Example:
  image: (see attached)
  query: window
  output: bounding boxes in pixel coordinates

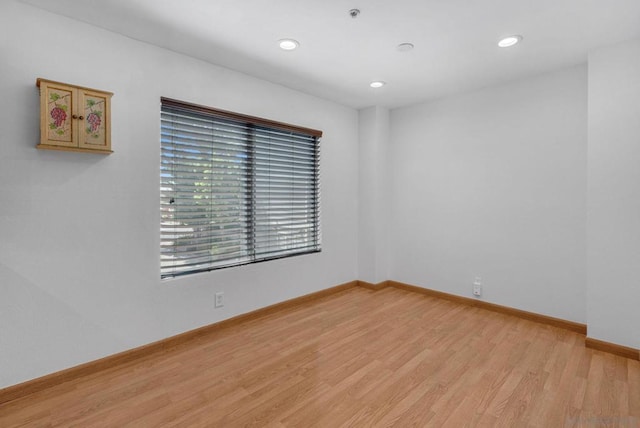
[160,98,322,278]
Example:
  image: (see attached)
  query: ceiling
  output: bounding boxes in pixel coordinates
[20,0,640,109]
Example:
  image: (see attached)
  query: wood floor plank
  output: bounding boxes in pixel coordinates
[1,286,638,427]
[630,361,640,418]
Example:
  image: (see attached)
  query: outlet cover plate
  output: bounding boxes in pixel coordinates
[215,292,224,308]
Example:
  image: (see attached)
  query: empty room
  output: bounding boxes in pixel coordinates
[1,0,639,426]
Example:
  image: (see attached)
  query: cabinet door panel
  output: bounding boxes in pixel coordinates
[78,89,110,151]
[40,82,77,147]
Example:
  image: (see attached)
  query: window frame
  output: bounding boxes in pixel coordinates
[160,97,322,279]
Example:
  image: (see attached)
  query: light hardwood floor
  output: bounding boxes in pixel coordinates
[1,286,639,427]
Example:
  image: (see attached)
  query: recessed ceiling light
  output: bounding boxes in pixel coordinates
[498,35,522,48]
[278,39,299,51]
[370,81,386,88]
[397,43,414,52]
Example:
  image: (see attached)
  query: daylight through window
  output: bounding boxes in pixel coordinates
[160,98,321,278]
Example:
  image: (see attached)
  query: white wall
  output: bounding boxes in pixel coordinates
[389,66,588,323]
[358,106,390,283]
[0,1,359,388]
[587,38,640,349]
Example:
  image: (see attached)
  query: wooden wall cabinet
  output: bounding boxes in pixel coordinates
[37,78,113,154]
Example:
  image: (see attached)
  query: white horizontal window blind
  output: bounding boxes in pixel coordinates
[160,98,321,278]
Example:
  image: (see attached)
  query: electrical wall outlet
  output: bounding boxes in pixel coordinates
[215,292,224,308]
[473,276,482,297]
